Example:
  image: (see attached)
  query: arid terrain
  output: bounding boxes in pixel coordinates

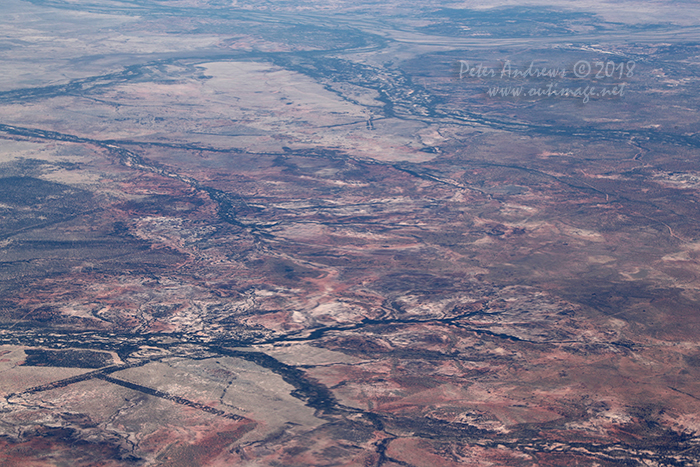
[1,0,700,465]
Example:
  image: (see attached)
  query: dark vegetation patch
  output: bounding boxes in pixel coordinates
[418,6,602,38]
[22,348,114,368]
[0,176,85,206]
